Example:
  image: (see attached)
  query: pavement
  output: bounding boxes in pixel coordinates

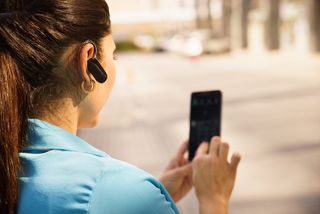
[79,51,320,214]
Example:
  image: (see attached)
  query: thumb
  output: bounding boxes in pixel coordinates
[196,142,210,156]
[231,153,241,174]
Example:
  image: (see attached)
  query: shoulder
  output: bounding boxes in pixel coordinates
[19,151,179,214]
[20,119,178,213]
[87,157,179,214]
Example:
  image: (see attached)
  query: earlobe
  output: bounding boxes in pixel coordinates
[81,79,96,94]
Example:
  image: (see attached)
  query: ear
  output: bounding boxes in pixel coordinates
[78,43,96,82]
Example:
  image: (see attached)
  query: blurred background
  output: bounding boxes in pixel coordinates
[79,0,320,213]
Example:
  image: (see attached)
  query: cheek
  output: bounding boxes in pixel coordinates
[88,61,115,116]
[78,56,116,128]
[103,56,116,83]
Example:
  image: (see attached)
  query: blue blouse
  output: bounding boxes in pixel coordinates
[18,119,179,214]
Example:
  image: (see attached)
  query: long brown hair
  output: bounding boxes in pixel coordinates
[0,0,111,213]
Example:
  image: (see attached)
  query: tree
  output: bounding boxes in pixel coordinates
[222,0,232,38]
[241,0,250,48]
[195,0,212,29]
[309,0,320,52]
[265,0,281,50]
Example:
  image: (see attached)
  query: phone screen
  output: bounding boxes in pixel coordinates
[188,90,222,161]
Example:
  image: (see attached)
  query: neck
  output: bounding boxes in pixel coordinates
[35,99,79,135]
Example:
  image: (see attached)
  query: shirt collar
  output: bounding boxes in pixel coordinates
[25,118,108,158]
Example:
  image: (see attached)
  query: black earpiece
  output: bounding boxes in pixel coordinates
[84,40,108,84]
[87,58,108,83]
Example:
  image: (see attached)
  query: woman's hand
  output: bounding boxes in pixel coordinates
[192,137,241,214]
[159,142,193,203]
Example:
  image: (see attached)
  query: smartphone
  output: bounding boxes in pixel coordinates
[188,90,222,161]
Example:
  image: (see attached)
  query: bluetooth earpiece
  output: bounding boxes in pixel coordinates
[84,40,108,84]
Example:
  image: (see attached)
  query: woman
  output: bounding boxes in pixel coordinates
[0,0,241,213]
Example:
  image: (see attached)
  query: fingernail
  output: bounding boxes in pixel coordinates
[234,152,241,158]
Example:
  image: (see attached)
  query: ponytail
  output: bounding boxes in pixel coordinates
[0,0,111,211]
[0,51,30,214]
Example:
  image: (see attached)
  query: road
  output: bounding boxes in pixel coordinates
[79,51,320,214]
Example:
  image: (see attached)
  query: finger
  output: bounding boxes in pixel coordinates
[179,157,189,167]
[231,152,241,174]
[195,142,209,156]
[209,136,221,157]
[219,142,230,161]
[176,164,192,176]
[176,141,188,158]
[177,156,187,167]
